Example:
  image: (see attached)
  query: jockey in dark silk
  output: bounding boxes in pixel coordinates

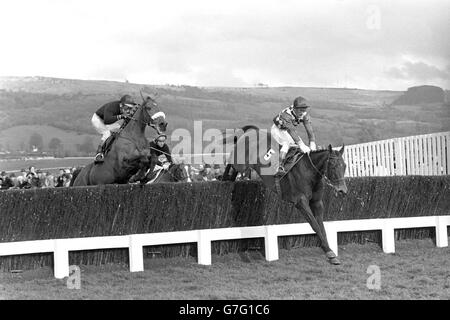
[92,94,137,163]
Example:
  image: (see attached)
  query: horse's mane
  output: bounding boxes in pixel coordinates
[310,148,329,154]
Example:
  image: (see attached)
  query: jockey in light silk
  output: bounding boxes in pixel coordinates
[271,96,317,174]
[91,94,137,163]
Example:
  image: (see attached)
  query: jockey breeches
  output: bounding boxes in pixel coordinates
[271,124,298,154]
[91,113,122,142]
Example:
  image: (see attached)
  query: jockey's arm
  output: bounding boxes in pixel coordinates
[302,113,317,149]
[285,125,301,144]
[286,123,311,153]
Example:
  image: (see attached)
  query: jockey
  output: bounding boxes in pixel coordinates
[92,94,137,163]
[271,96,317,174]
[148,134,173,172]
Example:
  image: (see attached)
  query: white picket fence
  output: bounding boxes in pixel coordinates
[0,215,448,279]
[343,131,450,177]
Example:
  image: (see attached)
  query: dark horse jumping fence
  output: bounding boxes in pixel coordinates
[71,94,168,186]
[222,126,347,264]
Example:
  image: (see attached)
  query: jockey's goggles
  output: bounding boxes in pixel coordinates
[293,103,309,109]
[123,103,136,108]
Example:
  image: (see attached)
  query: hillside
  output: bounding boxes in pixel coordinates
[0,76,449,156]
[393,85,445,105]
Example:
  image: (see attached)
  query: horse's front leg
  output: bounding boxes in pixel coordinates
[126,153,150,184]
[295,195,337,264]
[310,199,340,265]
[130,166,148,184]
[223,164,233,181]
[223,164,239,181]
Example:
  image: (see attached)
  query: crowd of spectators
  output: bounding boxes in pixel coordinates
[186,163,251,182]
[0,167,76,190]
[188,163,224,182]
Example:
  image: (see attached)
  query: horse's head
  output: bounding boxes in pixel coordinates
[139,92,168,134]
[326,144,347,196]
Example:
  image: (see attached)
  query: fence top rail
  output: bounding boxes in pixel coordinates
[0,216,448,257]
[344,131,450,149]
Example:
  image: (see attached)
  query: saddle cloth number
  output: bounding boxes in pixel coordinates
[264,148,275,161]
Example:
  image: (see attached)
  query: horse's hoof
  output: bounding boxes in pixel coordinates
[325,251,340,265]
[328,257,341,265]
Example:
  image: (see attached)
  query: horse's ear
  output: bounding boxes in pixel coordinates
[339,144,345,156]
[328,144,333,152]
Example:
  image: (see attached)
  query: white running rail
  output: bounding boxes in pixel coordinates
[0,215,448,279]
[342,131,450,177]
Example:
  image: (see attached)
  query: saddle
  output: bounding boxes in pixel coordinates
[274,146,305,195]
[101,132,119,157]
[283,147,304,173]
[100,116,132,157]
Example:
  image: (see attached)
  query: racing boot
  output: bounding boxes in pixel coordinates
[94,143,105,164]
[275,151,287,176]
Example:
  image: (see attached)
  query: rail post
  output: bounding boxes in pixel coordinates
[129,235,144,272]
[54,240,69,279]
[264,225,279,261]
[325,224,339,256]
[435,216,449,248]
[197,230,212,265]
[382,226,395,253]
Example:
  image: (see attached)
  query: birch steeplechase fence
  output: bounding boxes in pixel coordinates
[0,215,448,279]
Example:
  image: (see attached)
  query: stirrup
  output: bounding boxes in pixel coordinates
[94,153,104,163]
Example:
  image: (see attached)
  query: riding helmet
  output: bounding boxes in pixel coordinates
[120,94,136,105]
[293,96,310,109]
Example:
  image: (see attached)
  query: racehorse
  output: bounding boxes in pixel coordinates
[142,163,190,184]
[71,95,168,186]
[222,126,347,265]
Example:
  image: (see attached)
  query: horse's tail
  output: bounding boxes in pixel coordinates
[69,166,83,187]
[221,125,260,146]
[222,125,261,181]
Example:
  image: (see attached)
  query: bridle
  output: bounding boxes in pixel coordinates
[116,100,164,152]
[306,151,345,188]
[127,100,158,126]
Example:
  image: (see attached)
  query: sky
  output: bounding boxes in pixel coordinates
[0,0,449,90]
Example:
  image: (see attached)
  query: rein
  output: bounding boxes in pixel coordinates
[307,152,365,206]
[306,152,339,188]
[274,150,340,194]
[149,146,172,158]
[149,165,184,183]
[114,102,162,153]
